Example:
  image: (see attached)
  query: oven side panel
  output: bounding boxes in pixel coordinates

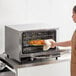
[5,26,21,62]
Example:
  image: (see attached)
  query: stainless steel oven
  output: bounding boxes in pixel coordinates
[5,24,60,62]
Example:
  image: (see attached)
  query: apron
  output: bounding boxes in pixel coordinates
[71,30,76,76]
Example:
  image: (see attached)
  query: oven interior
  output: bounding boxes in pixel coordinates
[22,29,56,54]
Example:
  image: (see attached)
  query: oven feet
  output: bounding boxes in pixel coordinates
[56,57,58,60]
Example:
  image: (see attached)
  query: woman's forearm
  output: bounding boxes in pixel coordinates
[55,40,71,47]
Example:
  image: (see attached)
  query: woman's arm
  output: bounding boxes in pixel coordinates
[55,40,71,47]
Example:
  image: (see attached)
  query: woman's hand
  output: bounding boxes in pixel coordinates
[50,40,56,48]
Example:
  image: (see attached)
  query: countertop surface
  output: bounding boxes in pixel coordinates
[5,53,71,69]
[0,49,70,69]
[0,49,71,76]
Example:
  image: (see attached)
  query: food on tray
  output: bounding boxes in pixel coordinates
[28,39,55,51]
[28,40,45,45]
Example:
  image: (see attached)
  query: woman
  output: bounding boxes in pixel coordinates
[51,5,76,76]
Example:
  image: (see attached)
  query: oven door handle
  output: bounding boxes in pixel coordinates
[31,55,51,60]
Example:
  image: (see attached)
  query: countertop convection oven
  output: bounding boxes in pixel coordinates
[5,24,60,63]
